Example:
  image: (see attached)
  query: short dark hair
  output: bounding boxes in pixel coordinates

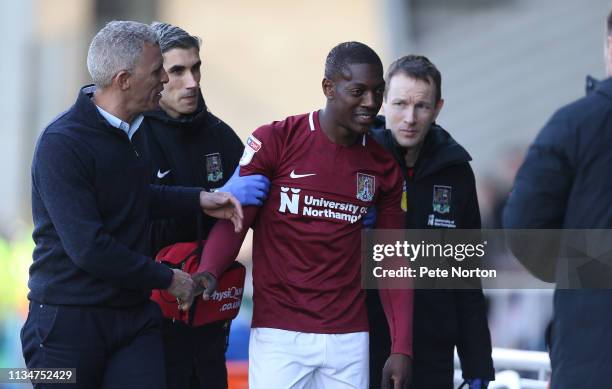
[324,41,383,80]
[608,9,612,35]
[150,22,201,53]
[385,55,442,103]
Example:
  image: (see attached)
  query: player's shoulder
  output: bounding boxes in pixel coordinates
[242,112,311,159]
[255,112,310,132]
[362,134,403,190]
[250,112,313,144]
[365,133,399,166]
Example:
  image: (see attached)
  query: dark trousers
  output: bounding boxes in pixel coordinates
[21,300,166,389]
[162,319,229,389]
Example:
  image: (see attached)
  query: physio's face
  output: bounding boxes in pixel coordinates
[383,73,443,151]
[327,63,385,135]
[128,43,169,112]
[159,47,202,118]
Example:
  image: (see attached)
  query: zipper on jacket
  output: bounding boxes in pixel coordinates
[106,124,141,159]
[131,143,139,158]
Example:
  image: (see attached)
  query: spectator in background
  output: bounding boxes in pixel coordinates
[503,9,612,389]
[367,55,494,389]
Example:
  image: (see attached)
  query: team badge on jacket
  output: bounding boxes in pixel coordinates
[356,173,375,202]
[206,153,223,183]
[432,185,451,214]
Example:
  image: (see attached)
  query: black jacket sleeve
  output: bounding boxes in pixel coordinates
[503,110,575,281]
[454,164,495,380]
[149,184,202,220]
[455,289,495,380]
[458,165,481,230]
[503,110,574,229]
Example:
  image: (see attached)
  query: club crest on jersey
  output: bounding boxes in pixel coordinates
[205,153,223,182]
[239,134,262,166]
[356,173,375,202]
[432,185,452,214]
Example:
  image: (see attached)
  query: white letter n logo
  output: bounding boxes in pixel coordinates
[279,187,301,214]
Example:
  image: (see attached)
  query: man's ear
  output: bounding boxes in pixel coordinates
[433,98,445,121]
[322,78,335,100]
[114,70,131,91]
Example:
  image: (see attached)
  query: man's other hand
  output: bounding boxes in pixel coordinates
[192,271,218,301]
[167,269,196,311]
[381,353,412,389]
[219,167,270,206]
[199,191,243,233]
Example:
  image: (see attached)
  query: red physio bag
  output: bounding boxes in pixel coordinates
[150,240,246,326]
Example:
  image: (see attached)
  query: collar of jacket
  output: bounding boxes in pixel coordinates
[593,75,612,101]
[371,115,472,180]
[74,85,128,137]
[143,91,216,129]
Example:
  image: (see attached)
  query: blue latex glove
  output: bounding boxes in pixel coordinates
[363,206,377,229]
[218,167,270,206]
[466,378,489,389]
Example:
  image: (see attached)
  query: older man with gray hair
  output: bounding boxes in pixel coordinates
[21,20,243,389]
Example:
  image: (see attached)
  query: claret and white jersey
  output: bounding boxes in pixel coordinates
[239,110,405,334]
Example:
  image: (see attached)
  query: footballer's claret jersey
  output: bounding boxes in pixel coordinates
[240,111,404,334]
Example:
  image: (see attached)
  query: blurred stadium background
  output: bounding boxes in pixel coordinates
[1,0,610,387]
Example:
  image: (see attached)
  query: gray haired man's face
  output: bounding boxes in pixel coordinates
[126,43,169,113]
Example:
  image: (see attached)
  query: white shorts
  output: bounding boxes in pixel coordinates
[248,328,369,389]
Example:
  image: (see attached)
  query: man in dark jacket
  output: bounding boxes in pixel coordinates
[367,55,494,389]
[144,23,269,389]
[503,10,612,389]
[21,21,243,389]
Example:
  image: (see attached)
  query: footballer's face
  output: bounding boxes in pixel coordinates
[159,47,201,118]
[325,63,385,135]
[383,73,443,151]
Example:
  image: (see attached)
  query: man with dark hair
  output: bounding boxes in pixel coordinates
[503,10,612,389]
[366,54,494,389]
[324,41,383,80]
[192,41,413,389]
[143,22,270,389]
[21,21,243,389]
